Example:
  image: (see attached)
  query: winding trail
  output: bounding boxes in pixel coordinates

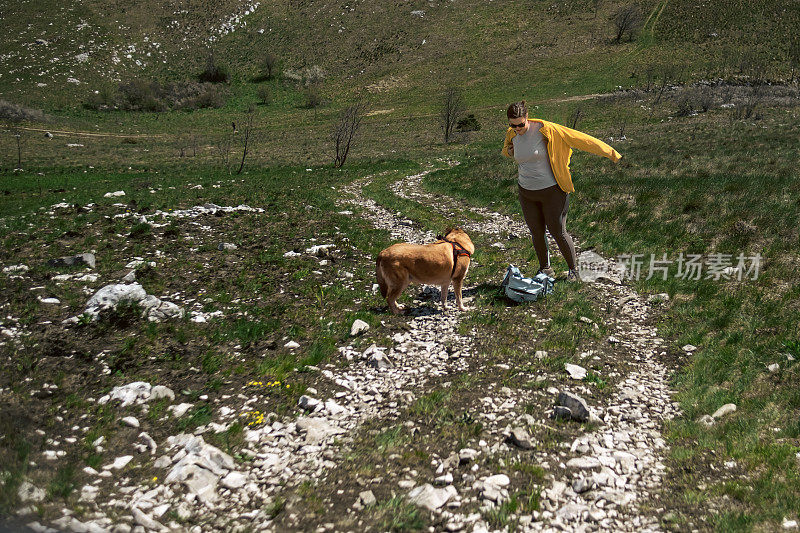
[336,164,681,532]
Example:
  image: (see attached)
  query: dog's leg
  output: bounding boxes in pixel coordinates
[375,257,388,298]
[439,282,450,309]
[453,278,468,311]
[387,278,410,315]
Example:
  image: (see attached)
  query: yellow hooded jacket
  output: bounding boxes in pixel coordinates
[502,119,622,193]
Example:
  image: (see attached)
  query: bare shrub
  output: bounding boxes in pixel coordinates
[257,85,272,105]
[304,86,323,110]
[199,51,230,83]
[236,105,256,175]
[440,87,465,143]
[10,127,23,169]
[85,82,227,112]
[184,85,227,110]
[730,85,764,121]
[0,100,45,122]
[694,86,714,112]
[163,82,227,110]
[118,80,167,112]
[332,99,367,168]
[217,130,233,170]
[673,86,714,117]
[216,108,257,174]
[674,94,694,117]
[611,4,643,43]
[262,53,279,80]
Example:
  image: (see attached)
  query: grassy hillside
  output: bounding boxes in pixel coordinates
[2,0,797,171]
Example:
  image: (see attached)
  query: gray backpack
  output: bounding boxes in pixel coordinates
[501,265,555,303]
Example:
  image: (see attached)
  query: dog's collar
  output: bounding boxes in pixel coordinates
[442,238,471,276]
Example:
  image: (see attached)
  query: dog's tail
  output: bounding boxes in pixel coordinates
[375,254,388,298]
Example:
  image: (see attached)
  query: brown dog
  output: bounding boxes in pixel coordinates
[376,227,475,314]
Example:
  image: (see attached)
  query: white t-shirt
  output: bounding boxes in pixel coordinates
[513,122,558,191]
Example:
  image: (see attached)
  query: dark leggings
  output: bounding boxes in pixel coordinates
[518,184,577,271]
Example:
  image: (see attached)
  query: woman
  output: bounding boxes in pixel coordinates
[502,100,622,281]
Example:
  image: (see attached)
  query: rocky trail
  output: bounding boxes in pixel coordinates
[10,164,680,533]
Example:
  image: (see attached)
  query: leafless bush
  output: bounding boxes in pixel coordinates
[163,82,227,110]
[789,30,800,83]
[648,64,688,116]
[611,4,643,43]
[236,105,256,175]
[85,82,227,112]
[674,94,694,117]
[440,87,465,143]
[730,85,764,121]
[304,86,323,110]
[216,108,255,175]
[257,85,272,105]
[118,80,167,112]
[10,127,23,169]
[199,51,230,83]
[262,53,279,80]
[674,86,714,117]
[176,135,200,158]
[217,131,233,171]
[694,86,714,112]
[332,99,367,168]
[0,100,45,123]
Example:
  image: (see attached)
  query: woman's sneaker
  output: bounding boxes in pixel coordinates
[557,269,582,282]
[537,267,555,277]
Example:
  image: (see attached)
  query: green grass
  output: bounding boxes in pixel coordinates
[176,404,213,432]
[47,463,77,500]
[1,3,799,529]
[374,425,409,452]
[422,97,800,529]
[374,496,427,532]
[0,429,31,513]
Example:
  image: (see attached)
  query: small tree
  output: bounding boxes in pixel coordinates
[611,4,643,43]
[440,87,465,143]
[11,127,23,170]
[332,99,367,168]
[257,85,272,105]
[236,105,256,175]
[304,86,323,117]
[262,52,279,80]
[199,50,230,83]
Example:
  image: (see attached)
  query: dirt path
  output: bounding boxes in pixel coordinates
[331,163,681,531]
